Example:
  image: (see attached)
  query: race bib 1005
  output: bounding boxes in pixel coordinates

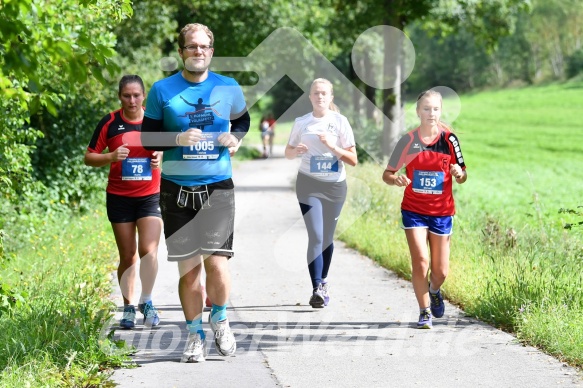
[182,132,220,160]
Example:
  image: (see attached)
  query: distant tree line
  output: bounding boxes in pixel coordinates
[406,0,583,94]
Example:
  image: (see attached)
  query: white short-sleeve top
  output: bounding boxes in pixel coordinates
[288,111,356,182]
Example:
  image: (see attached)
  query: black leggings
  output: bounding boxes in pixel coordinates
[296,173,347,289]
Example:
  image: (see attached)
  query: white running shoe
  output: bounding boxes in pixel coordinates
[181,333,208,363]
[309,284,325,308]
[209,316,237,356]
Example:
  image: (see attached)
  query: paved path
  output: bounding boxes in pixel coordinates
[111,145,582,387]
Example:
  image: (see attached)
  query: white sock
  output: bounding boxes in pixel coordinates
[429,284,439,294]
[139,294,152,304]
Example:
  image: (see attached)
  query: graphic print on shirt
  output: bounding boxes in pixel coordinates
[178,96,222,160]
[325,122,336,134]
[178,96,222,129]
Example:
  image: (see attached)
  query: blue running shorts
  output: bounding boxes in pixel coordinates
[401,210,453,236]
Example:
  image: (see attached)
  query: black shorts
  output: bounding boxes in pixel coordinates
[106,192,162,223]
[160,178,235,261]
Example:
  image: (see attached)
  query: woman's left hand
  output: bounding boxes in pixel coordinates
[318,134,335,149]
[449,163,463,179]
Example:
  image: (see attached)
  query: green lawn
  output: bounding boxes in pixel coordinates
[455,82,583,229]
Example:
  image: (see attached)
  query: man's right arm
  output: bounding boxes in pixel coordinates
[141,116,179,151]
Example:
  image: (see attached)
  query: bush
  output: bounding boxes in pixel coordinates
[566,49,583,79]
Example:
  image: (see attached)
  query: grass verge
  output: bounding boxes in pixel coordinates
[0,206,133,387]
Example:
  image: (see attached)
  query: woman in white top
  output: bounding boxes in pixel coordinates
[285,78,358,308]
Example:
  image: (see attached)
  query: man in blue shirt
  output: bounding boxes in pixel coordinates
[142,23,250,363]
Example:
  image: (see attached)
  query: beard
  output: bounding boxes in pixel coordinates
[183,57,211,74]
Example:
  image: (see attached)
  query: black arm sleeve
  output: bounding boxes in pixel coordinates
[230,110,250,141]
[141,116,179,151]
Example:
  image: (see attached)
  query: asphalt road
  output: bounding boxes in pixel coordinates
[111,146,583,388]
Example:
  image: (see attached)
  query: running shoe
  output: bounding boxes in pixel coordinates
[417,309,433,329]
[429,289,445,318]
[208,316,237,356]
[138,301,160,327]
[120,305,136,329]
[321,283,330,306]
[309,284,325,308]
[181,332,208,363]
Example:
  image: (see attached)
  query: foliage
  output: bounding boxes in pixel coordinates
[232,145,263,161]
[405,23,493,93]
[0,4,176,382]
[429,0,531,49]
[167,0,344,116]
[27,1,177,216]
[0,0,133,203]
[111,0,177,89]
[524,0,583,80]
[0,281,27,319]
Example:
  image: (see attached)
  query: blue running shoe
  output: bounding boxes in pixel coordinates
[120,305,136,329]
[417,309,432,329]
[138,301,160,327]
[429,289,445,318]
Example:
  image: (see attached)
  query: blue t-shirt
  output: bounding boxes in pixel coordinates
[145,71,247,186]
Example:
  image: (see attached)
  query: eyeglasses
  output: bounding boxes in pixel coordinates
[182,45,213,53]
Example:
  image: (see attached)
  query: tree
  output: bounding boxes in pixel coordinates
[0,0,133,205]
[0,0,133,261]
[523,0,583,80]
[330,0,530,156]
[165,0,342,116]
[26,1,178,215]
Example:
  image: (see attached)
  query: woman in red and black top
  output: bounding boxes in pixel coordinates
[85,75,162,329]
[382,90,467,329]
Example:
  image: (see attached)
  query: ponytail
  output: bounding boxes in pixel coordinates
[329,101,339,113]
[438,122,453,132]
